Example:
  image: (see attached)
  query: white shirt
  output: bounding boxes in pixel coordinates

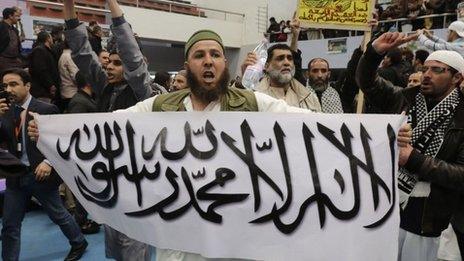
[121,92,313,113]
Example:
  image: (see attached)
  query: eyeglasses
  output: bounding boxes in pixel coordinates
[420,66,450,74]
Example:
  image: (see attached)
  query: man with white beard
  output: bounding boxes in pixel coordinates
[252,43,320,111]
[240,14,320,111]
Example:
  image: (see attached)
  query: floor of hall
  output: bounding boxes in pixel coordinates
[0,210,157,260]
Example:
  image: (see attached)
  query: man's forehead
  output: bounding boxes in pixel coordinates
[109,54,121,60]
[189,40,223,54]
[310,59,329,69]
[3,73,21,82]
[272,49,292,57]
[175,74,186,80]
[424,60,448,67]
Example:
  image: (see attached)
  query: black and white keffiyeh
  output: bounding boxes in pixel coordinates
[307,84,343,113]
[398,88,460,206]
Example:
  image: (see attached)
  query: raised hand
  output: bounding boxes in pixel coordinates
[107,0,124,18]
[290,12,301,36]
[289,11,301,52]
[241,52,258,76]
[423,29,433,38]
[63,0,77,20]
[372,32,416,54]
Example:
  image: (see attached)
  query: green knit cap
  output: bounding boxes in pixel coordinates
[184,29,225,59]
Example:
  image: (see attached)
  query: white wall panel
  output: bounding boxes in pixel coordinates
[121,6,244,48]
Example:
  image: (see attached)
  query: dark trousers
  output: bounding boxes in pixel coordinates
[74,198,88,226]
[1,173,85,261]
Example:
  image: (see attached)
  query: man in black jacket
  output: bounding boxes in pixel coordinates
[66,71,100,234]
[0,68,87,261]
[67,71,97,113]
[0,8,22,72]
[29,31,60,104]
[356,31,464,261]
[378,48,408,88]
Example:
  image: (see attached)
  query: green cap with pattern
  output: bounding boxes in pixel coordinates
[184,30,224,59]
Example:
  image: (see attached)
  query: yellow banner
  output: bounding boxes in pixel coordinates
[297,0,374,31]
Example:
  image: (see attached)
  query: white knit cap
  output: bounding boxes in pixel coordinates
[449,20,464,38]
[425,50,464,73]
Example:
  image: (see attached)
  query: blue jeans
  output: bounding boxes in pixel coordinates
[1,173,85,261]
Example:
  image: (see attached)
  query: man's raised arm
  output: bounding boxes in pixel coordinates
[63,0,108,96]
[107,0,153,101]
[355,32,415,113]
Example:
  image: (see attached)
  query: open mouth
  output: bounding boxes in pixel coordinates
[107,72,114,80]
[281,68,291,74]
[202,71,215,82]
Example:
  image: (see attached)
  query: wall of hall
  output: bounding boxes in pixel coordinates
[267,0,298,22]
[192,0,268,45]
[120,6,244,48]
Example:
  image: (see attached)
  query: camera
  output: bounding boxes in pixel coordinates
[0,90,12,106]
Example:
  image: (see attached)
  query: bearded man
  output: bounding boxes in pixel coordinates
[357,31,464,261]
[407,71,423,89]
[29,28,318,261]
[306,57,348,113]
[240,17,321,112]
[170,69,188,91]
[241,44,320,111]
[100,29,319,261]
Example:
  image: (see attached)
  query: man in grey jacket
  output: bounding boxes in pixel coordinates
[62,0,153,259]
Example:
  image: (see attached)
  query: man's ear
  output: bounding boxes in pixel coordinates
[264,62,269,72]
[453,72,463,86]
[184,62,188,70]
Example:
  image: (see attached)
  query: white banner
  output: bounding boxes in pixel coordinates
[37,112,404,261]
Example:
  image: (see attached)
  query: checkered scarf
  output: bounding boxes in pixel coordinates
[307,84,343,113]
[398,88,460,206]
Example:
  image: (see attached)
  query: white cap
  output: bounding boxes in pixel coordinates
[448,20,464,38]
[425,50,464,73]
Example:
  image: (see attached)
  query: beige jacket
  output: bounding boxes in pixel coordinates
[255,76,321,112]
[58,49,79,99]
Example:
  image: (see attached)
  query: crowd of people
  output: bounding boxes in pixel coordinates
[268,0,463,42]
[0,0,464,260]
[380,0,460,21]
